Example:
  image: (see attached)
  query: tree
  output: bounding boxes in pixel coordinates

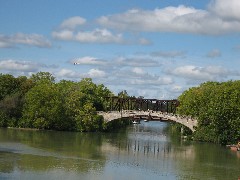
[20,81,64,129]
[0,74,19,100]
[177,81,240,144]
[30,72,55,84]
[118,90,129,98]
[0,72,113,132]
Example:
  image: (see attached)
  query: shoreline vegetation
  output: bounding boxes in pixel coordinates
[0,72,239,145]
[177,81,240,145]
[0,72,114,132]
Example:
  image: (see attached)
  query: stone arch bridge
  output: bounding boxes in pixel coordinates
[98,97,197,132]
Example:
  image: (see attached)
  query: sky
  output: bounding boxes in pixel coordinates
[1,0,240,99]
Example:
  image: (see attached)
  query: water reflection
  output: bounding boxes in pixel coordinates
[0,128,106,176]
[0,121,239,180]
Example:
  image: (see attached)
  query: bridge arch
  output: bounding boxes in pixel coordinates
[98,110,197,132]
[100,97,197,131]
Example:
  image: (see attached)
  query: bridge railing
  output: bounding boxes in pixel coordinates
[103,96,179,113]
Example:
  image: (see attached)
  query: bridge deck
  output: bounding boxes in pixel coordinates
[97,111,197,132]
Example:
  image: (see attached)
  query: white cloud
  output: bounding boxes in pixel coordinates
[60,16,86,30]
[57,69,80,78]
[0,41,12,48]
[209,0,240,20]
[138,38,152,45]
[52,30,73,41]
[71,56,106,65]
[0,59,40,72]
[169,85,183,93]
[56,68,106,79]
[53,16,151,45]
[53,28,124,44]
[112,67,173,86]
[137,76,174,86]
[0,33,51,48]
[115,57,160,67]
[132,67,145,75]
[75,28,123,43]
[71,56,161,68]
[151,50,186,58]
[169,65,233,81]
[97,3,240,35]
[206,49,221,58]
[85,69,106,78]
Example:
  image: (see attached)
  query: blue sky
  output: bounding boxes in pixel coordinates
[1,0,240,99]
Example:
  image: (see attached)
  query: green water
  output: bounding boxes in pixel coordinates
[0,121,239,180]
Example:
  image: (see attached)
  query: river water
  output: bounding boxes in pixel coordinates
[0,121,239,180]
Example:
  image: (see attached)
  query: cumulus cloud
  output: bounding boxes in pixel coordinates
[52,30,73,41]
[132,67,145,75]
[56,68,106,79]
[85,69,106,78]
[206,49,221,58]
[97,2,240,35]
[169,85,183,93]
[208,0,240,20]
[70,56,161,69]
[138,38,152,45]
[0,59,42,72]
[53,28,124,44]
[115,57,160,67]
[53,16,151,45]
[53,16,126,44]
[130,76,173,86]
[111,67,173,87]
[0,41,12,48]
[0,33,51,48]
[60,16,86,30]
[151,50,186,58]
[75,29,123,43]
[169,65,236,82]
[71,56,106,65]
[57,68,80,78]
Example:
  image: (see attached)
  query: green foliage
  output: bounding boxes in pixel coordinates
[0,110,8,127]
[178,81,240,145]
[0,74,20,100]
[21,81,65,130]
[118,90,129,98]
[0,72,114,132]
[30,72,55,84]
[20,78,108,131]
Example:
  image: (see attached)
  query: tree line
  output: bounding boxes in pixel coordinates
[1,72,239,144]
[0,72,113,132]
[177,81,240,145]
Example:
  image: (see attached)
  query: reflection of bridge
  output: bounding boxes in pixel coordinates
[98,111,197,131]
[99,97,197,131]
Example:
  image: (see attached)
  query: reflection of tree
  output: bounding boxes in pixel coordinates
[0,128,106,173]
[165,125,240,179]
[172,142,240,179]
[0,152,17,173]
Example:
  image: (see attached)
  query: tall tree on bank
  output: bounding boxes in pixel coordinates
[177,81,240,145]
[20,75,112,131]
[0,74,34,127]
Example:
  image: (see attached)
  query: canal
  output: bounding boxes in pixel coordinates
[0,121,239,180]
